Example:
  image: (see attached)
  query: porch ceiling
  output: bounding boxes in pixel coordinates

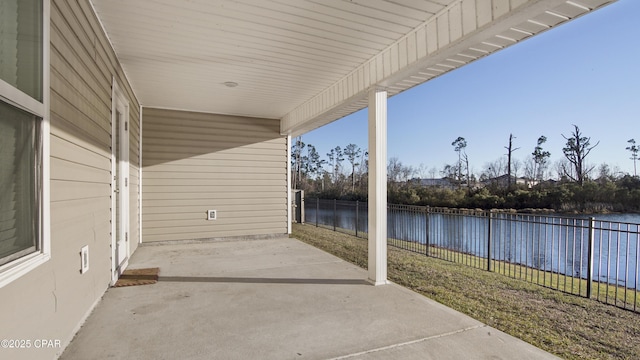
[89,0,615,136]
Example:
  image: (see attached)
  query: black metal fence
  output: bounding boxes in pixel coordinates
[304,198,640,312]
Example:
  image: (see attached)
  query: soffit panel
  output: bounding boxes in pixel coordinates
[281,0,617,136]
[89,0,615,132]
[90,0,455,119]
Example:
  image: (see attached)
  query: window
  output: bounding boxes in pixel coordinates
[0,103,40,266]
[0,0,43,101]
[0,0,49,287]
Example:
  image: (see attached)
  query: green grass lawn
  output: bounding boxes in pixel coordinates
[293,223,640,360]
[388,236,640,311]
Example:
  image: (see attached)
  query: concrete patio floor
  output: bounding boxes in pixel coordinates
[60,236,558,360]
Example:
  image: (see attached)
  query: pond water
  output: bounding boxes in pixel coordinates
[305,201,640,289]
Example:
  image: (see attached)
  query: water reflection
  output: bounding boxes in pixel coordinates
[305,200,640,289]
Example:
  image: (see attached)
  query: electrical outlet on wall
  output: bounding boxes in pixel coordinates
[80,246,89,274]
[207,210,217,220]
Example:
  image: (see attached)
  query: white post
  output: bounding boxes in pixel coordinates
[286,135,292,234]
[368,87,388,285]
[139,105,143,244]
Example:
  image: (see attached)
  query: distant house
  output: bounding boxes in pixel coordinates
[412,178,456,189]
[481,175,529,188]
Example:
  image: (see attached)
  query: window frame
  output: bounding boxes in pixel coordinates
[0,0,50,288]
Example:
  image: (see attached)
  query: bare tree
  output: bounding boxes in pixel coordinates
[482,158,506,179]
[612,164,623,179]
[387,157,414,193]
[387,157,402,184]
[555,159,572,181]
[504,134,520,189]
[417,163,429,179]
[480,158,507,189]
[428,167,438,179]
[512,159,522,181]
[627,139,639,177]
[523,157,536,185]
[561,125,599,186]
[440,163,455,178]
[598,163,612,182]
[402,165,415,182]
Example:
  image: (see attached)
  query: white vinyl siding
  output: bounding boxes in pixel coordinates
[50,0,141,257]
[142,108,287,242]
[0,1,140,358]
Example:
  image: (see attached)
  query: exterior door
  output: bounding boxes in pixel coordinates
[112,82,129,282]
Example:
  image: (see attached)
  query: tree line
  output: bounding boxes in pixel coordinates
[291,140,369,200]
[292,125,640,212]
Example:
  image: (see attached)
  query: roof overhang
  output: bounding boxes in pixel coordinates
[89,0,616,137]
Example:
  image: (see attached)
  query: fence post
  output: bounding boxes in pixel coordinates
[487,210,492,272]
[425,206,430,257]
[315,198,319,227]
[333,199,337,232]
[355,201,359,237]
[586,217,595,299]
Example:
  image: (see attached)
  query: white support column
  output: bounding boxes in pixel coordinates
[368,87,388,285]
[139,105,143,244]
[286,135,292,234]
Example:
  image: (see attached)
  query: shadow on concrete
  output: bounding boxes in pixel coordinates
[158,276,370,285]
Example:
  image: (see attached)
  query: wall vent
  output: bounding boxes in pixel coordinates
[80,246,89,274]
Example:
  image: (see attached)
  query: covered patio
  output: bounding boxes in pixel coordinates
[60,236,557,359]
[90,0,617,285]
[0,1,618,359]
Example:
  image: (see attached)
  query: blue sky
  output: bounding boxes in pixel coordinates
[298,0,640,179]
